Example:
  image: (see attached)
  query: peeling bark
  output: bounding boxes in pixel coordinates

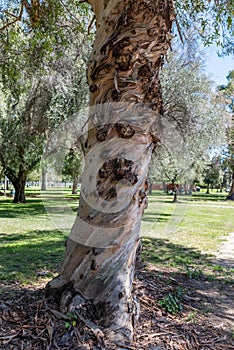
[47,0,175,343]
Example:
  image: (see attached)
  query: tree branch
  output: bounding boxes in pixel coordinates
[0,0,26,31]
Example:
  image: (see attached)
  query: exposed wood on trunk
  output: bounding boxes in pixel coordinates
[47,0,175,343]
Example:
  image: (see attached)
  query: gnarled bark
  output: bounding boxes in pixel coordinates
[47,0,175,343]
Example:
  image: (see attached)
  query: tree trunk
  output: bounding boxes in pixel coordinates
[41,167,47,191]
[206,182,210,194]
[172,176,178,203]
[12,179,26,203]
[5,168,27,203]
[4,176,7,196]
[72,176,78,194]
[46,0,175,343]
[173,190,178,203]
[11,175,27,203]
[226,171,234,200]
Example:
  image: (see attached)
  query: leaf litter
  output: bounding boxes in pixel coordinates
[0,263,233,350]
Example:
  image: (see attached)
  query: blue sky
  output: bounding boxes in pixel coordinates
[204,46,234,86]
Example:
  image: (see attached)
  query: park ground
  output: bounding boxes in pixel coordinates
[0,189,233,349]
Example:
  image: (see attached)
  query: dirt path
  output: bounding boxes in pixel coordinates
[214,232,234,268]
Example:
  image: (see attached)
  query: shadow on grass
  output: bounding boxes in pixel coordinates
[142,212,172,223]
[0,198,46,218]
[142,237,234,276]
[0,230,66,284]
[141,236,210,267]
[140,237,234,332]
[190,192,228,202]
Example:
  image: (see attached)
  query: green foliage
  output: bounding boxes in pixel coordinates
[218,71,234,171]
[185,266,203,280]
[0,1,92,199]
[203,158,222,189]
[65,312,78,328]
[62,148,83,182]
[159,288,183,314]
[175,0,234,55]
[150,48,228,186]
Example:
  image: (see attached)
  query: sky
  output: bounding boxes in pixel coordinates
[204,46,234,87]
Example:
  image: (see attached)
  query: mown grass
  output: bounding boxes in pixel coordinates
[142,190,234,252]
[0,187,233,285]
[0,188,76,284]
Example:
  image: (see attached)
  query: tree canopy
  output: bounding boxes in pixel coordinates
[149,48,228,190]
[0,0,92,202]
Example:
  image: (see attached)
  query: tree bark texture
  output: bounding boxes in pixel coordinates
[12,178,26,203]
[4,167,27,203]
[47,0,175,343]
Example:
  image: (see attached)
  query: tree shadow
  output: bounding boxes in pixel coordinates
[136,266,234,348]
[142,212,172,223]
[141,236,210,267]
[141,236,234,272]
[0,230,66,283]
[190,192,229,202]
[0,198,46,218]
[140,237,234,329]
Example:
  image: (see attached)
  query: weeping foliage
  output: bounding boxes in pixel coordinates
[174,0,234,55]
[0,0,93,201]
[149,49,229,185]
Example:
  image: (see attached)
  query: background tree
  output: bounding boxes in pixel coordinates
[149,48,228,201]
[203,158,220,193]
[0,2,91,202]
[218,71,234,199]
[62,147,83,194]
[0,78,53,202]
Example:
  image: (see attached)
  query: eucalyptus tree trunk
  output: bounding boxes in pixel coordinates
[47,0,175,343]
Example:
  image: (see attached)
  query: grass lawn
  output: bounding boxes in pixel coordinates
[142,190,234,252]
[0,187,233,285]
[0,188,77,284]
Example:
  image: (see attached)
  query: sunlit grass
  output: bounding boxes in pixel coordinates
[0,187,233,285]
[142,190,234,252]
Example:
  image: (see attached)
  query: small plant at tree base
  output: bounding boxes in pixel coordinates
[212,265,224,272]
[65,312,78,329]
[186,311,198,322]
[185,266,203,280]
[159,289,183,314]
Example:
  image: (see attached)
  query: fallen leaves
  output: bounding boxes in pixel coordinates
[0,265,233,350]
